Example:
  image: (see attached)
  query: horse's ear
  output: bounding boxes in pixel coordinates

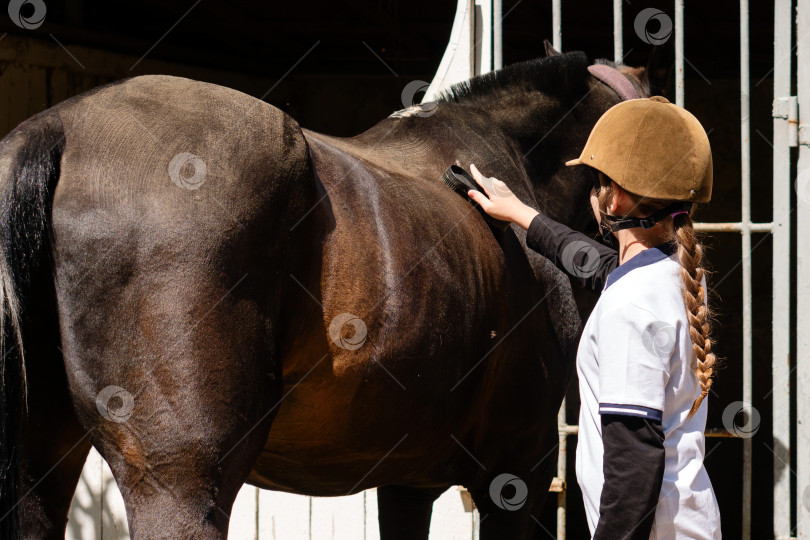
[645,43,675,97]
[543,39,561,57]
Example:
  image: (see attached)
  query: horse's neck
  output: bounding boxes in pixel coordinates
[344,104,541,201]
[304,93,588,226]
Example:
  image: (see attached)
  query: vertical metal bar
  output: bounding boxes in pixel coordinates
[557,401,567,540]
[551,5,565,536]
[552,0,561,52]
[739,1,753,539]
[613,0,623,63]
[796,0,810,536]
[493,0,502,70]
[772,0,793,537]
[552,5,564,534]
[675,0,685,106]
[468,0,475,76]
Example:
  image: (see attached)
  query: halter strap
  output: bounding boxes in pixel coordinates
[587,64,640,101]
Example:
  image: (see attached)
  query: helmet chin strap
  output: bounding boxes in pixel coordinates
[599,202,692,246]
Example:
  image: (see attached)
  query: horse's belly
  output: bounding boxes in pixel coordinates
[245,355,471,495]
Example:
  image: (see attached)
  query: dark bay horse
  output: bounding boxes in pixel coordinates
[0,50,649,538]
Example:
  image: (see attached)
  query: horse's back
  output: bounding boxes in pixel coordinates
[50,74,313,217]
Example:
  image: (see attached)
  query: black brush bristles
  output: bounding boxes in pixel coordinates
[441,165,511,231]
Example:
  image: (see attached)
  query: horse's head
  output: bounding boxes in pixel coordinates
[435,46,662,236]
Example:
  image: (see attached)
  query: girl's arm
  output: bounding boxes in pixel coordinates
[525,211,618,293]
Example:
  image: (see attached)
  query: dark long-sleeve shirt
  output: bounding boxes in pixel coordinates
[526,212,618,293]
[524,211,666,538]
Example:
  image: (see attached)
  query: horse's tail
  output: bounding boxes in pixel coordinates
[0,112,65,536]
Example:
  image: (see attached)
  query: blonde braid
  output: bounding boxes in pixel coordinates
[673,213,716,418]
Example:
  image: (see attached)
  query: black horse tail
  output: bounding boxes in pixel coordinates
[0,112,64,537]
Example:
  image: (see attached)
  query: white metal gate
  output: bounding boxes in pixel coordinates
[545,1,806,539]
[794,0,810,538]
[546,1,798,539]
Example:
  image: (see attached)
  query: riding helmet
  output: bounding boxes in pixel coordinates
[565,96,712,203]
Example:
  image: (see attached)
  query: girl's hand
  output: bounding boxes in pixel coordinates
[467,163,539,231]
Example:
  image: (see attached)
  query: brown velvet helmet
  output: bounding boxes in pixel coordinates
[565,96,713,203]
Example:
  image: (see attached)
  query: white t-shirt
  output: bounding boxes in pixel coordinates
[575,243,722,539]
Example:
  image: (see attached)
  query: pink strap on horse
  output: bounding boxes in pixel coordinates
[587,64,640,101]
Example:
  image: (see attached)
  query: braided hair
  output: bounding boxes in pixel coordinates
[673,213,715,417]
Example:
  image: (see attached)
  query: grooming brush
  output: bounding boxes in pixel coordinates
[441,165,511,231]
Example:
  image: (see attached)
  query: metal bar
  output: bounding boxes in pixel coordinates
[739,1,753,538]
[693,222,773,233]
[796,0,810,536]
[613,0,623,63]
[468,0,475,76]
[552,0,561,52]
[552,3,563,534]
[557,399,567,540]
[675,0,685,106]
[493,0,502,70]
[706,428,745,438]
[772,0,793,537]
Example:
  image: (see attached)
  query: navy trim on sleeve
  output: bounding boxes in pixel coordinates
[598,403,663,423]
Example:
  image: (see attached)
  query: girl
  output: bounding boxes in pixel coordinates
[467,96,721,539]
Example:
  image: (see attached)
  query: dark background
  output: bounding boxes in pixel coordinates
[0,0,787,538]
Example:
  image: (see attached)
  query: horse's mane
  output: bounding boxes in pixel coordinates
[437,51,591,104]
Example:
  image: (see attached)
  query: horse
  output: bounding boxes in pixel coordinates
[0,48,653,539]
